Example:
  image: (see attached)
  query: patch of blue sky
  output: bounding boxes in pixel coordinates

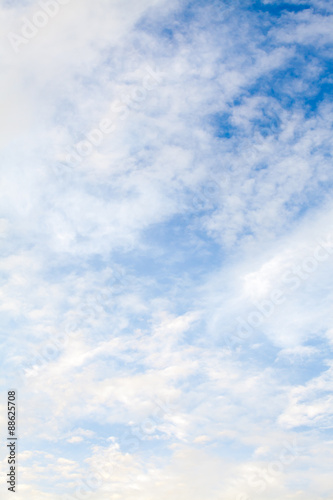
[43,260,129,299]
[19,435,94,468]
[180,318,213,346]
[249,57,316,90]
[290,421,331,432]
[209,106,282,139]
[179,0,238,16]
[180,369,209,390]
[113,219,222,285]
[64,420,130,446]
[291,426,327,437]
[305,80,333,113]
[252,162,269,172]
[218,325,270,353]
[156,0,314,46]
[275,353,331,387]
[60,419,173,457]
[160,27,175,43]
[209,112,240,139]
[136,0,239,46]
[238,340,280,366]
[282,186,333,225]
[250,1,312,16]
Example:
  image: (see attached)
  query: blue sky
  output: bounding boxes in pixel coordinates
[1,0,333,499]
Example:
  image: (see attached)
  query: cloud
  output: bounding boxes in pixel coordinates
[1,0,333,499]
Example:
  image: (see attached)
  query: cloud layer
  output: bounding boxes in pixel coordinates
[1,0,333,498]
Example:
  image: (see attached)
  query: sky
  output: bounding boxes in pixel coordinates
[0,0,333,498]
